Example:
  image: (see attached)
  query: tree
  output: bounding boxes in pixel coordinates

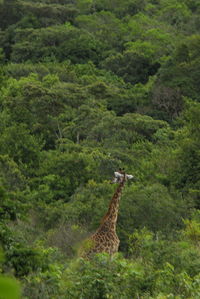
[75,11,128,50]
[0,0,22,29]
[0,123,43,173]
[103,51,160,85]
[151,84,183,121]
[157,35,200,102]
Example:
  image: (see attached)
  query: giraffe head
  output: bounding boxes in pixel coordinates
[112,169,134,184]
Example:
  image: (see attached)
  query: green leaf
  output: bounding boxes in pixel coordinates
[0,276,21,299]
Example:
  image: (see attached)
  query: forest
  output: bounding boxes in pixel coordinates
[0,0,200,298]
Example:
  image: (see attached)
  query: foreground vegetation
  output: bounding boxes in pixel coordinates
[0,0,200,298]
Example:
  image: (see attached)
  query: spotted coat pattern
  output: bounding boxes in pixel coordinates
[82,173,126,258]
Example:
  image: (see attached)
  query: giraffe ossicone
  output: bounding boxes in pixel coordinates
[80,170,133,258]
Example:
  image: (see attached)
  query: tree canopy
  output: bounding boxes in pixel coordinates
[1,0,200,298]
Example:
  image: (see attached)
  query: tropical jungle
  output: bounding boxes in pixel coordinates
[0,0,200,298]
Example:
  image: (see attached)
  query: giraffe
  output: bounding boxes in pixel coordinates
[81,170,133,258]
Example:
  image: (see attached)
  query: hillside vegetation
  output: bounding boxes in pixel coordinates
[0,0,200,298]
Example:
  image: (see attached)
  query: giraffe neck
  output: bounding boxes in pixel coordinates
[99,180,125,232]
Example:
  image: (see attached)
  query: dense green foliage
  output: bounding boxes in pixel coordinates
[0,0,200,298]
